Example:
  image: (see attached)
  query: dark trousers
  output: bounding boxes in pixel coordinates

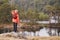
[13,22,17,32]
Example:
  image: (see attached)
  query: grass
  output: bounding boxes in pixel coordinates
[0,36,59,40]
[27,36,59,40]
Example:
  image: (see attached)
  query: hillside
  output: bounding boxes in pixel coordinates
[9,0,60,11]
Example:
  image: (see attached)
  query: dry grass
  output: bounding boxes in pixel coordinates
[0,37,25,40]
[27,36,59,40]
[0,36,59,40]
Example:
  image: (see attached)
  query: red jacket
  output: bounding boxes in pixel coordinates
[11,10,19,23]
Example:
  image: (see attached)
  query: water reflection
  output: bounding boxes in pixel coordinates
[39,27,50,36]
[19,27,50,36]
[20,27,58,36]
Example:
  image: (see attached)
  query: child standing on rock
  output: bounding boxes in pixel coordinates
[11,9,20,32]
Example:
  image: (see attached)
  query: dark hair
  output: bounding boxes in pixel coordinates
[11,7,17,10]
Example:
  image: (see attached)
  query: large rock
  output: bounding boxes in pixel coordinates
[0,32,27,39]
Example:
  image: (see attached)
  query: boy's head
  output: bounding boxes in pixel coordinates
[15,9,18,13]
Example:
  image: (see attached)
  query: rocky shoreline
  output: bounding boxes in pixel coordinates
[0,32,59,40]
